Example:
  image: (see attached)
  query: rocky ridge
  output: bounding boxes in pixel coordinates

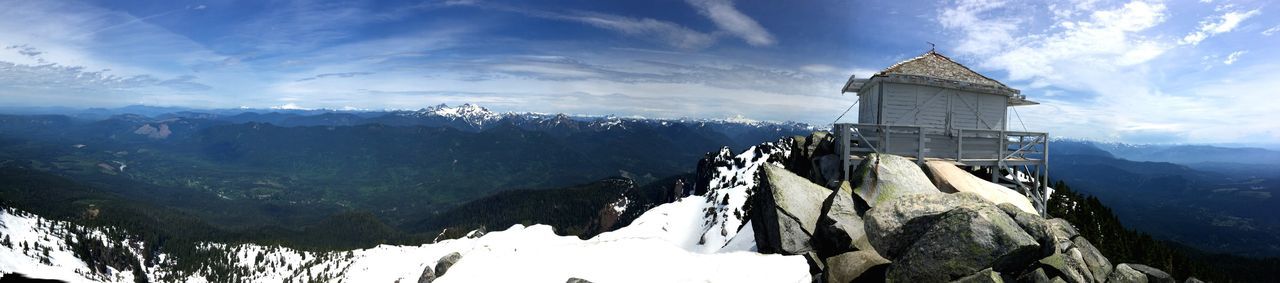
[739,131,1199,282]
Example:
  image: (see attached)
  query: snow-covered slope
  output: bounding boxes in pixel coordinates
[0,139,807,282]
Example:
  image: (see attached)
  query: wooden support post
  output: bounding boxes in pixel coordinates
[956,129,964,161]
[883,125,891,155]
[917,127,925,165]
[994,131,1005,183]
[840,124,852,181]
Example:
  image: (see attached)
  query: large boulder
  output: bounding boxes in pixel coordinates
[787,132,836,184]
[864,192,991,258]
[864,192,1041,282]
[925,160,1037,214]
[1039,250,1092,283]
[814,181,870,258]
[1042,218,1111,283]
[823,250,890,283]
[997,203,1055,258]
[955,268,1005,283]
[1073,237,1113,282]
[434,252,462,278]
[814,154,844,188]
[1106,264,1148,283]
[750,164,832,255]
[1017,268,1053,283]
[850,154,939,208]
[1126,264,1174,283]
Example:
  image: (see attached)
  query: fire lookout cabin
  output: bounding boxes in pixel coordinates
[834,50,1050,213]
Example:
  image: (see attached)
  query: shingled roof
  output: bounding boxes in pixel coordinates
[876,51,1010,89]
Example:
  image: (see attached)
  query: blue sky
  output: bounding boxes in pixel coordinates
[0,0,1277,144]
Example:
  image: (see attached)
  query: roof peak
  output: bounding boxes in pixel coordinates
[876,50,1009,89]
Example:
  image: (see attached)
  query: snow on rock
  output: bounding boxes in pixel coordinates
[0,144,811,282]
[693,139,792,252]
[405,103,503,128]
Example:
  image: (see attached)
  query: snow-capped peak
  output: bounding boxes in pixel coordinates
[409,103,503,127]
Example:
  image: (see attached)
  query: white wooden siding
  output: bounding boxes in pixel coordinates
[863,82,1009,131]
[858,83,879,124]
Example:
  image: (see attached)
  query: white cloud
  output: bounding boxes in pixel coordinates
[1262,24,1280,36]
[1223,50,1246,65]
[939,0,1280,143]
[684,0,776,46]
[800,64,836,74]
[561,12,717,50]
[938,0,1020,57]
[1179,9,1261,45]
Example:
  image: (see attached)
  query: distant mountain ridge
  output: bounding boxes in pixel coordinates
[1057,138,1280,166]
[0,103,815,134]
[1049,139,1280,257]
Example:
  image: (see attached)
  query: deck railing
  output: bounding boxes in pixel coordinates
[833,123,1051,214]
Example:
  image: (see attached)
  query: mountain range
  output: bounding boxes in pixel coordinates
[2,104,1280,281]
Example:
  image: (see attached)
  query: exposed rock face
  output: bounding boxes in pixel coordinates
[850,154,939,208]
[565,277,593,283]
[787,132,841,188]
[1018,267,1053,283]
[863,192,986,258]
[864,192,1040,282]
[998,203,1055,258]
[954,268,1004,283]
[730,144,1199,283]
[1106,264,1148,283]
[1040,250,1092,283]
[925,160,1037,214]
[1127,264,1175,283]
[814,154,843,188]
[1074,235,1113,282]
[417,265,436,283]
[133,123,172,139]
[751,164,829,255]
[1040,218,1113,283]
[823,250,889,283]
[434,252,462,278]
[813,181,868,258]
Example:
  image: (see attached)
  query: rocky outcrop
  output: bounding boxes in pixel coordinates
[1106,264,1147,283]
[417,265,436,283]
[787,132,841,188]
[823,250,889,283]
[850,154,940,208]
[133,123,172,139]
[434,252,462,278]
[925,160,1037,214]
[1040,218,1114,283]
[865,192,1040,282]
[813,181,869,258]
[736,139,1195,283]
[751,164,830,255]
[954,268,1003,283]
[1127,264,1175,283]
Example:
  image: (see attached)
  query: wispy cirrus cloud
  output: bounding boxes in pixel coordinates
[452,0,774,50]
[685,0,776,46]
[1179,7,1261,45]
[295,72,376,82]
